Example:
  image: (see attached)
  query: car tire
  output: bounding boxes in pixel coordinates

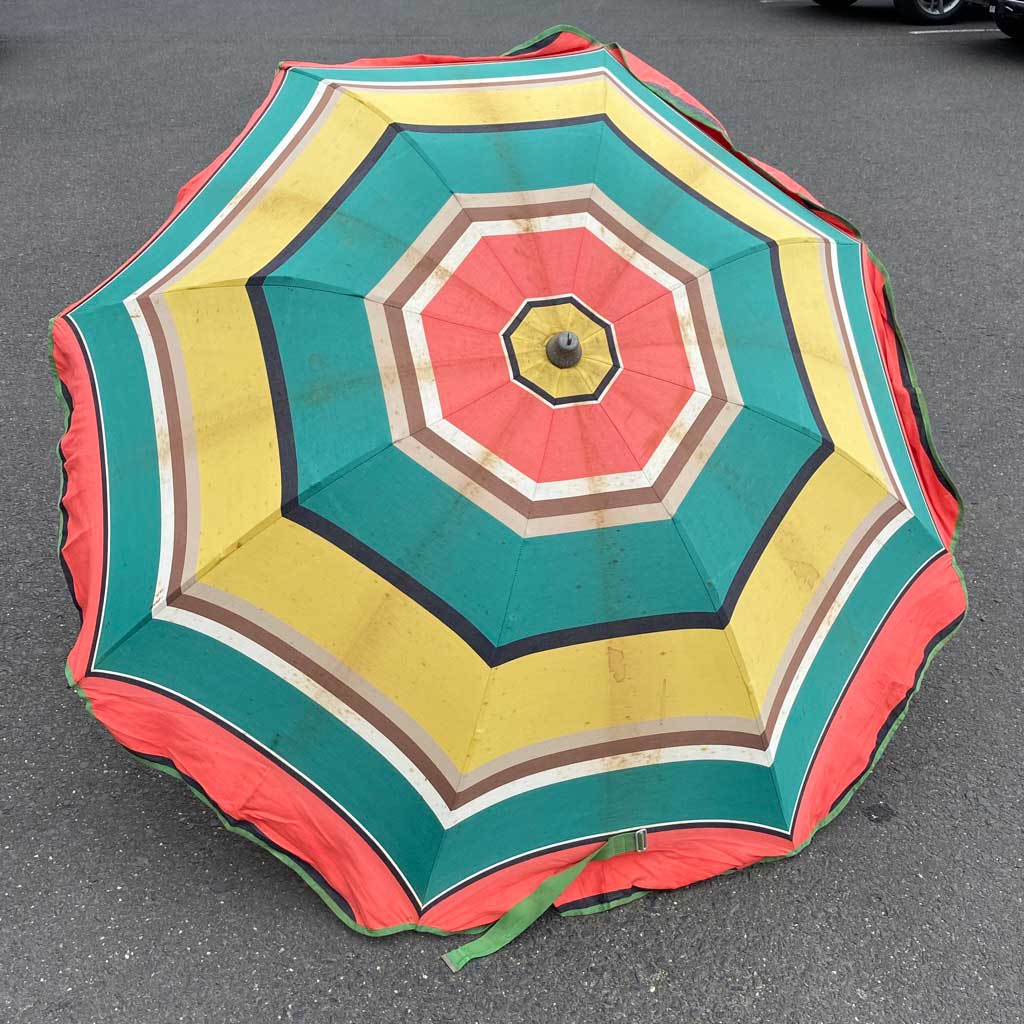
[812,0,860,8]
[995,9,1024,36]
[892,0,966,23]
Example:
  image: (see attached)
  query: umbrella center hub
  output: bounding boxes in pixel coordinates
[545,331,582,369]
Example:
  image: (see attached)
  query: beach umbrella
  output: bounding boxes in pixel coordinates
[51,26,966,969]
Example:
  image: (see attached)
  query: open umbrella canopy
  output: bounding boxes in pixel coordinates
[52,26,966,967]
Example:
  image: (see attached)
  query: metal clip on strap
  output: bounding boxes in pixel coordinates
[442,829,647,972]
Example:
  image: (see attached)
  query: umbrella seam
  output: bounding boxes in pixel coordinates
[423,444,541,908]
[593,401,787,831]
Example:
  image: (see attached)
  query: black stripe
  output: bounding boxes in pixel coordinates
[501,295,619,406]
[555,885,645,914]
[720,439,832,617]
[504,30,568,57]
[248,280,300,508]
[289,504,498,662]
[247,114,833,664]
[56,380,83,617]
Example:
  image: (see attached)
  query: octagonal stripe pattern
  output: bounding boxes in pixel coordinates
[52,28,965,935]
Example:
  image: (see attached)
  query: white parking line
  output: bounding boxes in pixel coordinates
[909,27,1000,34]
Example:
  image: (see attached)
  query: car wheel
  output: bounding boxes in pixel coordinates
[812,0,860,8]
[892,0,966,23]
[995,9,1024,36]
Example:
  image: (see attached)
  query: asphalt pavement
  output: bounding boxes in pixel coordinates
[2,2,1022,1021]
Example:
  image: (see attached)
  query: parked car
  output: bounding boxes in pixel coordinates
[967,0,1024,36]
[813,0,967,24]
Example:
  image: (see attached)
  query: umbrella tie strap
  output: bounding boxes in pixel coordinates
[442,828,647,972]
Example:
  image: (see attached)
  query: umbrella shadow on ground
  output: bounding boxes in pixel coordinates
[956,35,1024,63]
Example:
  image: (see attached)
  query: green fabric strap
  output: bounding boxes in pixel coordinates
[442,829,647,972]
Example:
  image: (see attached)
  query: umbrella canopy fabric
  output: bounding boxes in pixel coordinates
[51,26,966,965]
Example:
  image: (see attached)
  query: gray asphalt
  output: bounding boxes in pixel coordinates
[2,2,1022,1021]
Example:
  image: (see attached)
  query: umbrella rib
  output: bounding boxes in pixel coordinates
[699,233,862,281]
[181,440,398,603]
[452,404,555,781]
[341,89,529,327]
[736,395,906,507]
[415,377,519,438]
[592,402,786,825]
[427,433,542,900]
[156,278,368,300]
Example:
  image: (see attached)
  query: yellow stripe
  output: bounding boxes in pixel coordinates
[200,517,751,772]
[200,516,490,766]
[164,93,391,571]
[726,451,888,708]
[161,287,282,567]
[201,455,884,773]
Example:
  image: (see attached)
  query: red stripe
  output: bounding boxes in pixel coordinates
[79,677,420,930]
[861,251,959,546]
[52,316,105,681]
[790,552,963,841]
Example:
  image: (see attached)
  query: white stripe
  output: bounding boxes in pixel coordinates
[786,548,935,831]
[126,81,336,609]
[157,603,456,824]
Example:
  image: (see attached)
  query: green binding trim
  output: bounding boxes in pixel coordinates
[49,318,72,571]
[442,829,647,971]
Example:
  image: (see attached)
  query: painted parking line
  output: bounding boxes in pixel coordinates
[909,27,1000,33]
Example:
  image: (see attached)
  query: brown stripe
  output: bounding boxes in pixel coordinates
[144,84,342,598]
[648,397,728,501]
[685,279,727,398]
[451,727,764,809]
[138,294,191,601]
[384,303,427,433]
[384,209,473,308]
[449,498,903,805]
[759,497,903,738]
[173,590,461,806]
